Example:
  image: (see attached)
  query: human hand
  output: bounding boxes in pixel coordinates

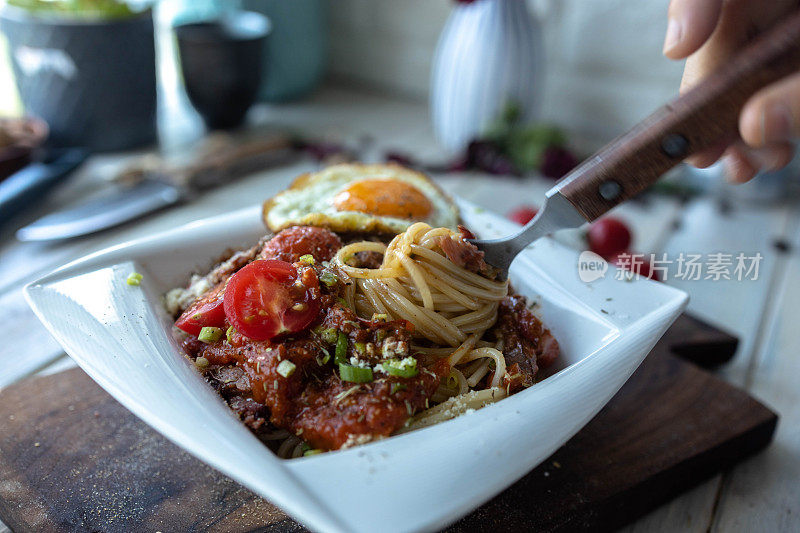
[664,0,799,182]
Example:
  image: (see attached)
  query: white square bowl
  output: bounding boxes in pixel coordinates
[25,200,688,533]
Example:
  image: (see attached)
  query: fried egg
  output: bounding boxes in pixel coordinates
[262,163,460,234]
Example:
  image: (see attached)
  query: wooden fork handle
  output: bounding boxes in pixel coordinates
[554,10,800,221]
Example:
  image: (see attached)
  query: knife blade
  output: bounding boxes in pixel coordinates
[15,134,295,242]
[0,148,88,227]
[15,179,184,242]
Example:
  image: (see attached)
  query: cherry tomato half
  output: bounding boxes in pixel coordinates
[175,282,227,336]
[508,206,539,226]
[587,217,632,259]
[223,259,320,341]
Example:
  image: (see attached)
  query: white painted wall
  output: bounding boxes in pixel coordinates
[329,0,685,150]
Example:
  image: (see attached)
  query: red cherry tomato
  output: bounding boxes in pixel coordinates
[260,226,343,263]
[609,252,661,281]
[223,260,320,340]
[175,282,226,336]
[508,206,539,225]
[588,217,632,259]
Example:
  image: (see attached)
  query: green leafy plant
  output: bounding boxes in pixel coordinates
[7,0,142,19]
[485,101,567,172]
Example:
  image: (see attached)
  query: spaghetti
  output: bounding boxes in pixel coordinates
[174,223,558,458]
[334,223,512,428]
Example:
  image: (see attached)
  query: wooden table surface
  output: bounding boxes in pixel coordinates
[1,84,798,532]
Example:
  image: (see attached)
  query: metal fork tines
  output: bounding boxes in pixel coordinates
[468,192,587,279]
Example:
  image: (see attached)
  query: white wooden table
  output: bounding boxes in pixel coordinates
[1,85,798,532]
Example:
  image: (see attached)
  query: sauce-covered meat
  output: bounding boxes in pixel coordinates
[291,358,448,449]
[174,225,559,454]
[186,285,447,450]
[437,233,491,275]
[495,294,559,391]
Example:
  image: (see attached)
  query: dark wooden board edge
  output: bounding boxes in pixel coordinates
[662,313,739,368]
[579,414,777,533]
[443,340,777,532]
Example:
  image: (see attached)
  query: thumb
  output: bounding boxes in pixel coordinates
[664,0,724,59]
[739,72,800,147]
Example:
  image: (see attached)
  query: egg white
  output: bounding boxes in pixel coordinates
[263,163,460,234]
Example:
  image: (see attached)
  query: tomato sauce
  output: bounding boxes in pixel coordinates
[187,295,447,450]
[177,225,556,451]
[179,226,452,450]
[496,294,559,391]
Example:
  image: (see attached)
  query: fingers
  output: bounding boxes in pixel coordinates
[739,72,800,147]
[722,144,757,183]
[692,83,797,179]
[666,0,799,180]
[663,0,724,59]
[722,142,794,183]
[686,137,733,168]
[678,0,750,94]
[674,0,794,93]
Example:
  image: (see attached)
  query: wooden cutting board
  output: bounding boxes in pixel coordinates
[0,315,777,532]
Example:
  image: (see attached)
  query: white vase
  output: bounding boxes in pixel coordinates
[430,0,544,153]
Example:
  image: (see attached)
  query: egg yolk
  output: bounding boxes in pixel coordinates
[332,179,433,220]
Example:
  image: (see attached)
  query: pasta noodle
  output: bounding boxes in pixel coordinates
[176,219,558,460]
[334,222,511,431]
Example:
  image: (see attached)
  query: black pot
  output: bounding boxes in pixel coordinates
[0,6,157,151]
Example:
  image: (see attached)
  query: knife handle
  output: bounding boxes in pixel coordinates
[0,148,88,226]
[553,10,800,222]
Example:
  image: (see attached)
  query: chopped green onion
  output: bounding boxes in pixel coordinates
[319,327,338,345]
[339,363,373,383]
[299,254,315,264]
[446,372,459,390]
[315,350,331,366]
[372,313,388,322]
[390,382,407,395]
[335,331,348,364]
[337,296,350,309]
[198,326,223,343]
[334,385,360,403]
[375,329,387,343]
[320,271,338,287]
[381,357,419,378]
[277,360,296,378]
[126,272,143,286]
[194,356,209,369]
[226,325,236,344]
[303,448,323,456]
[354,342,366,355]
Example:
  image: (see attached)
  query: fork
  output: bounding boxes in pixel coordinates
[470,9,800,279]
